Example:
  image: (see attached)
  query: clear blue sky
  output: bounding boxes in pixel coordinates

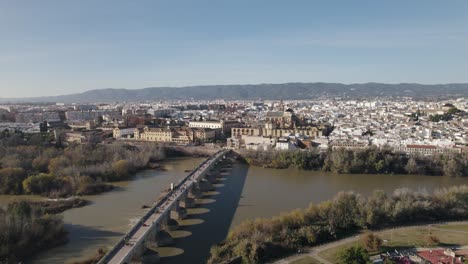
[1,0,468,97]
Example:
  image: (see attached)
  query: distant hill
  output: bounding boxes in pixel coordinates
[1,82,468,103]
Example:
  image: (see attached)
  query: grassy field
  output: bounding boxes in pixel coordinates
[434,223,468,232]
[318,223,468,263]
[290,256,323,264]
[318,243,361,264]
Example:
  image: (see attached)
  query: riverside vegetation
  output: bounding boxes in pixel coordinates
[242,146,468,177]
[0,131,167,262]
[0,201,67,262]
[208,185,468,264]
[0,131,221,262]
[0,130,165,197]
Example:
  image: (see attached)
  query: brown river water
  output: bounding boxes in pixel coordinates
[1,157,466,264]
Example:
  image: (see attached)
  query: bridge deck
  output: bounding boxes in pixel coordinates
[103,150,226,264]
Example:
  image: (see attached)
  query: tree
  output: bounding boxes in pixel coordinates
[48,157,69,176]
[32,156,50,173]
[7,200,32,224]
[405,157,419,174]
[361,232,382,252]
[111,160,130,180]
[338,246,370,264]
[0,200,66,261]
[0,168,27,194]
[22,173,68,195]
[443,158,463,177]
[327,192,363,236]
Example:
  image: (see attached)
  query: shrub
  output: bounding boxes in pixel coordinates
[361,232,382,252]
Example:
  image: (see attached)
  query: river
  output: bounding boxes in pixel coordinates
[12,157,467,264]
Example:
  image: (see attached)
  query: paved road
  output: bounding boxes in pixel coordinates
[104,151,226,264]
[271,221,468,264]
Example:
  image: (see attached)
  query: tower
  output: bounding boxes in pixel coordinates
[279,99,285,112]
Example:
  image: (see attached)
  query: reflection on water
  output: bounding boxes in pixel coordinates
[19,157,468,264]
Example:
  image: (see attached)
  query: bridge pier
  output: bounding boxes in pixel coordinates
[180,196,195,208]
[156,212,178,230]
[170,203,187,220]
[188,185,203,199]
[199,179,214,192]
[206,173,218,183]
[131,242,146,263]
[154,229,175,247]
[165,218,179,231]
[133,229,161,263]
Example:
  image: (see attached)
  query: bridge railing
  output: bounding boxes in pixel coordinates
[97,150,227,264]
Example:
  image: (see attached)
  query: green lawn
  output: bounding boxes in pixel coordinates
[318,224,468,263]
[290,256,323,264]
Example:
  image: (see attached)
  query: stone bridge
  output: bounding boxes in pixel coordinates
[97,149,230,264]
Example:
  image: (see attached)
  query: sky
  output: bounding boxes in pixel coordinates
[1,0,468,98]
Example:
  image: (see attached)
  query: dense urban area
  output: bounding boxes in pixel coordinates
[0,96,467,264]
[1,97,467,154]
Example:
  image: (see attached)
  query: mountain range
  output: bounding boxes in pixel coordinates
[1,82,467,103]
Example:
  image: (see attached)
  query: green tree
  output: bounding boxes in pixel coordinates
[338,246,370,264]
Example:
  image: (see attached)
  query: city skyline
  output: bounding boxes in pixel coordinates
[1,0,468,97]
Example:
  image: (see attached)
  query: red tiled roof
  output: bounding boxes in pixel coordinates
[418,249,464,264]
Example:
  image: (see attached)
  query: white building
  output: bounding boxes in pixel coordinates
[189,121,223,129]
[276,138,297,150]
[113,127,136,139]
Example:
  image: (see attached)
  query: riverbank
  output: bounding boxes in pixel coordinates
[27,197,90,214]
[0,144,220,200]
[0,142,166,198]
[0,201,68,262]
[208,185,468,264]
[239,148,468,177]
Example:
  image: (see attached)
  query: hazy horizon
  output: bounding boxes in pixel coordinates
[1,0,468,97]
[2,81,468,99]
